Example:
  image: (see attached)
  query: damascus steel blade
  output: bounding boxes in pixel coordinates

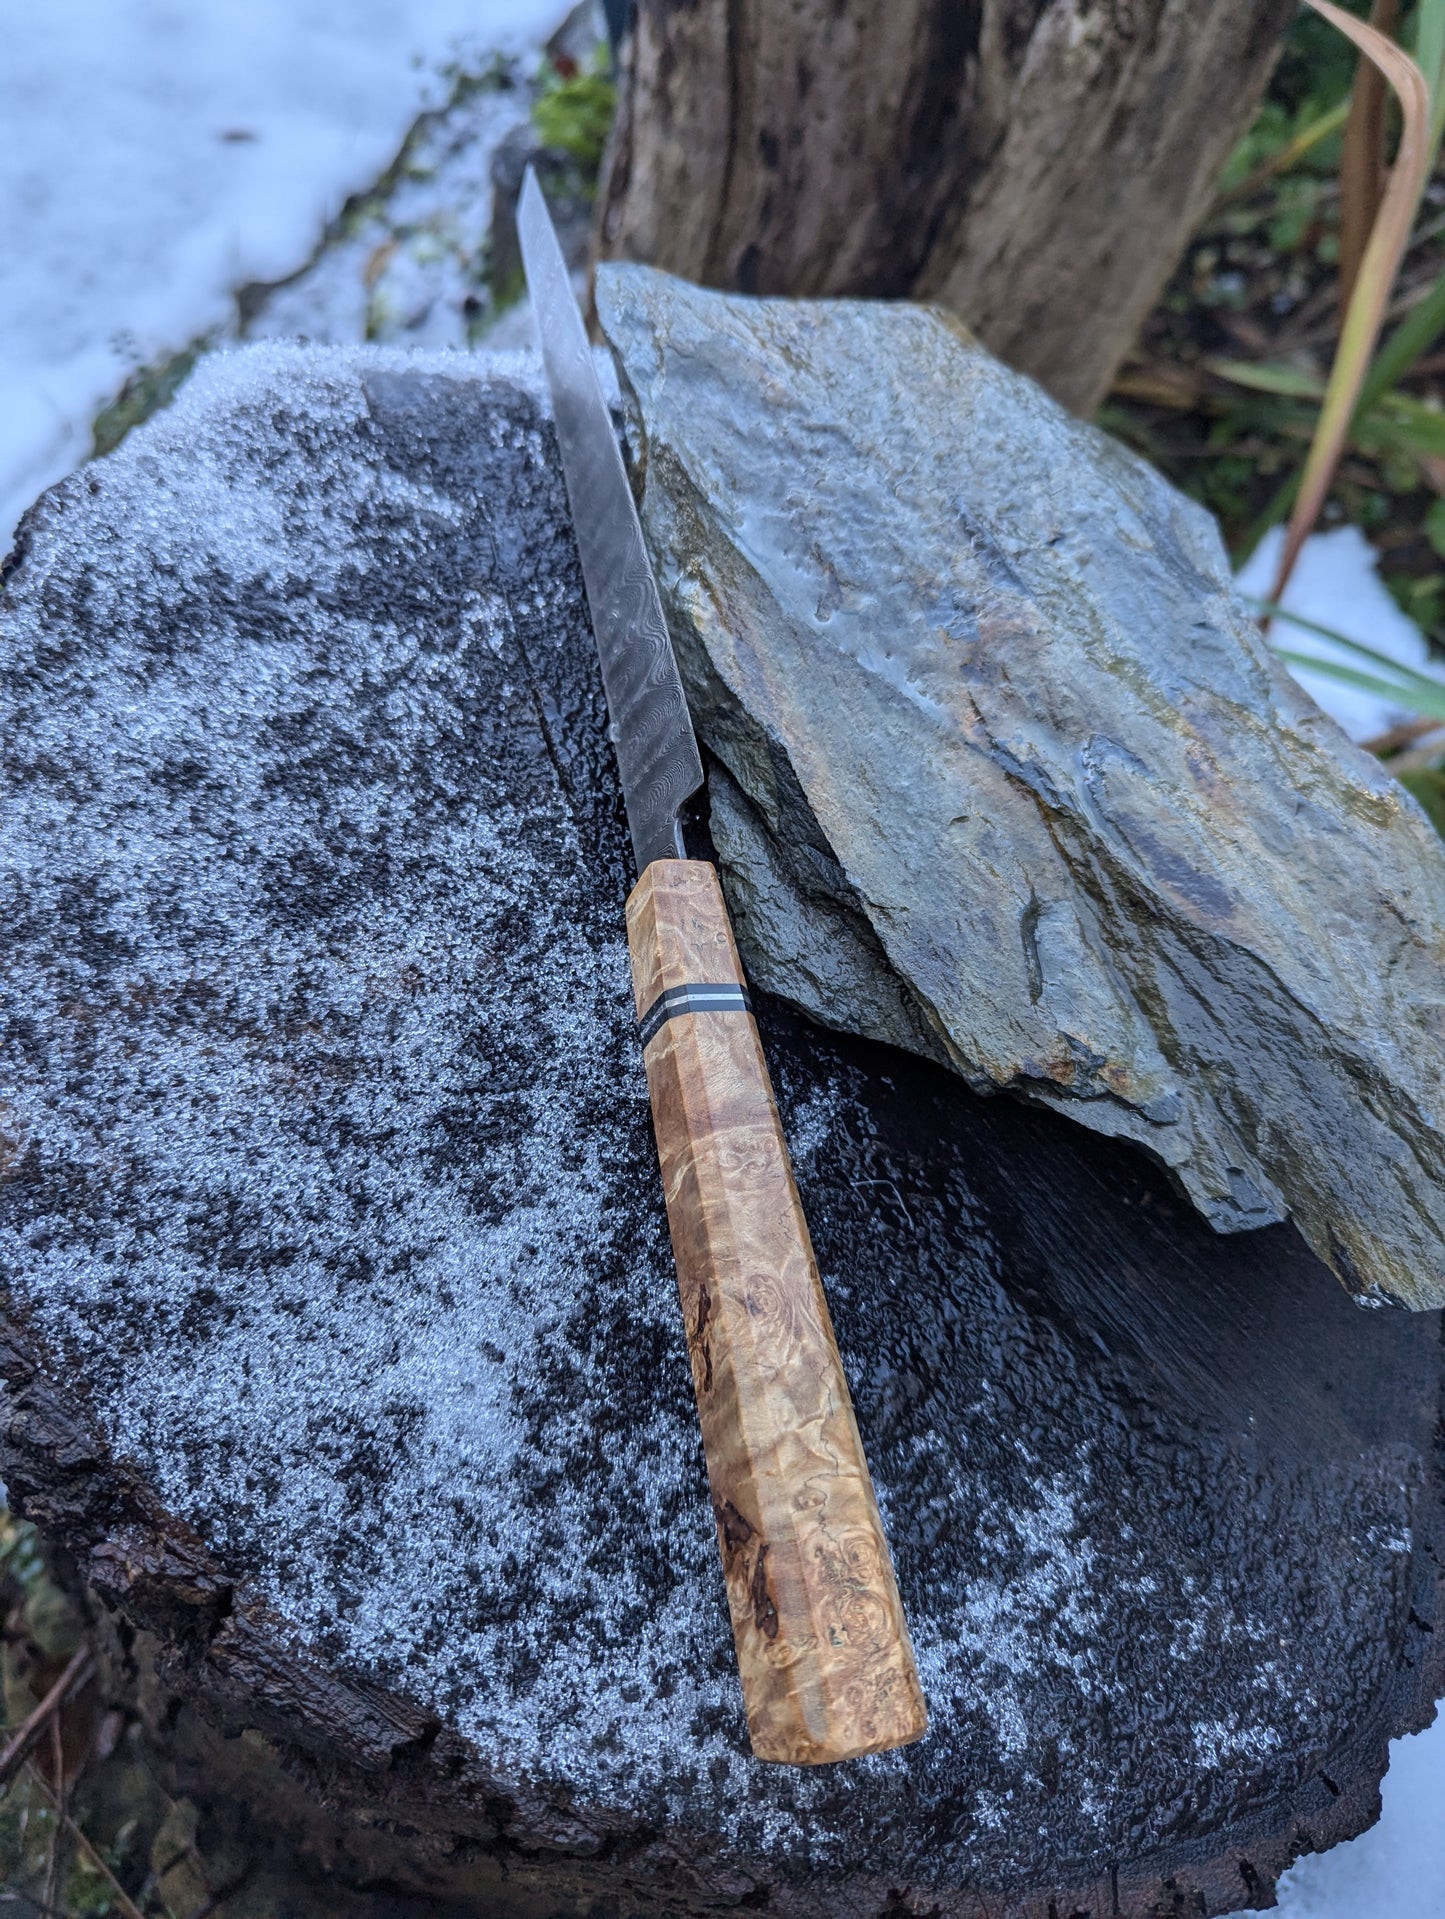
[519,168,703,874]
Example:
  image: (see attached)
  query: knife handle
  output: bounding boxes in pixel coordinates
[625,858,927,1765]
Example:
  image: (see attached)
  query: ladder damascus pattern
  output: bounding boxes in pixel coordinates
[517,169,703,872]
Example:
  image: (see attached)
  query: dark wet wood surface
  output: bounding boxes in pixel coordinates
[0,348,1439,1918]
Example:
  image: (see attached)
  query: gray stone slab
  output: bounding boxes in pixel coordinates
[596,265,1445,1309]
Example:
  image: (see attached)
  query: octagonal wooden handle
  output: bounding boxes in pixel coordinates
[626,858,928,1765]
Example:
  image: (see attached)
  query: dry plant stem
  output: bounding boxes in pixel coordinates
[626,859,927,1765]
[1339,0,1401,310]
[41,1716,62,1918]
[1271,0,1432,603]
[20,1758,148,1919]
[1387,737,1445,773]
[1362,713,1445,752]
[0,1646,93,1789]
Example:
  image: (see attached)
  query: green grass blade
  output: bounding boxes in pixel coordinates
[1355,393,1445,458]
[1275,651,1445,718]
[1359,269,1445,407]
[1250,596,1445,694]
[1209,359,1326,399]
[1418,0,1445,144]
[1215,98,1350,206]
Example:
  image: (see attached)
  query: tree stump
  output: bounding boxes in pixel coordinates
[595,0,1298,413]
[0,346,1441,1918]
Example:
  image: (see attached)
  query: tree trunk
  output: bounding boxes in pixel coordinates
[594,0,1297,414]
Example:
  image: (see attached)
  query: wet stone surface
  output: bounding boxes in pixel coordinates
[597,265,1445,1311]
[0,346,1441,1915]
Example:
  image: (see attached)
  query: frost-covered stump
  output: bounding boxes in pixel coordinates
[0,347,1441,1919]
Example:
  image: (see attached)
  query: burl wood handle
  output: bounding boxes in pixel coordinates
[626,859,928,1765]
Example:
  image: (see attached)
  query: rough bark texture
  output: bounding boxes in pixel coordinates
[0,347,1442,1917]
[594,0,1297,414]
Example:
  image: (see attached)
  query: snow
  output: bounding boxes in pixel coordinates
[1276,1726,1445,1916]
[1237,523,1445,741]
[0,0,566,549]
[242,80,534,351]
[0,2,1441,1908]
[1221,1717,1445,1919]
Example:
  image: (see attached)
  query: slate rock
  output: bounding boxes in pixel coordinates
[596,265,1445,1310]
[0,346,1442,1919]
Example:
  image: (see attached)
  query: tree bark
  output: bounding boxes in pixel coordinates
[594,0,1297,414]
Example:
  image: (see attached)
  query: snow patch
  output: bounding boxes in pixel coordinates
[1222,1712,1445,1919]
[0,0,569,548]
[1237,525,1445,741]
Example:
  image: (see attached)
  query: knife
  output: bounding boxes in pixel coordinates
[518,169,927,1766]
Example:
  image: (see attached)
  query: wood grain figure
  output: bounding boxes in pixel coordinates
[626,858,928,1765]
